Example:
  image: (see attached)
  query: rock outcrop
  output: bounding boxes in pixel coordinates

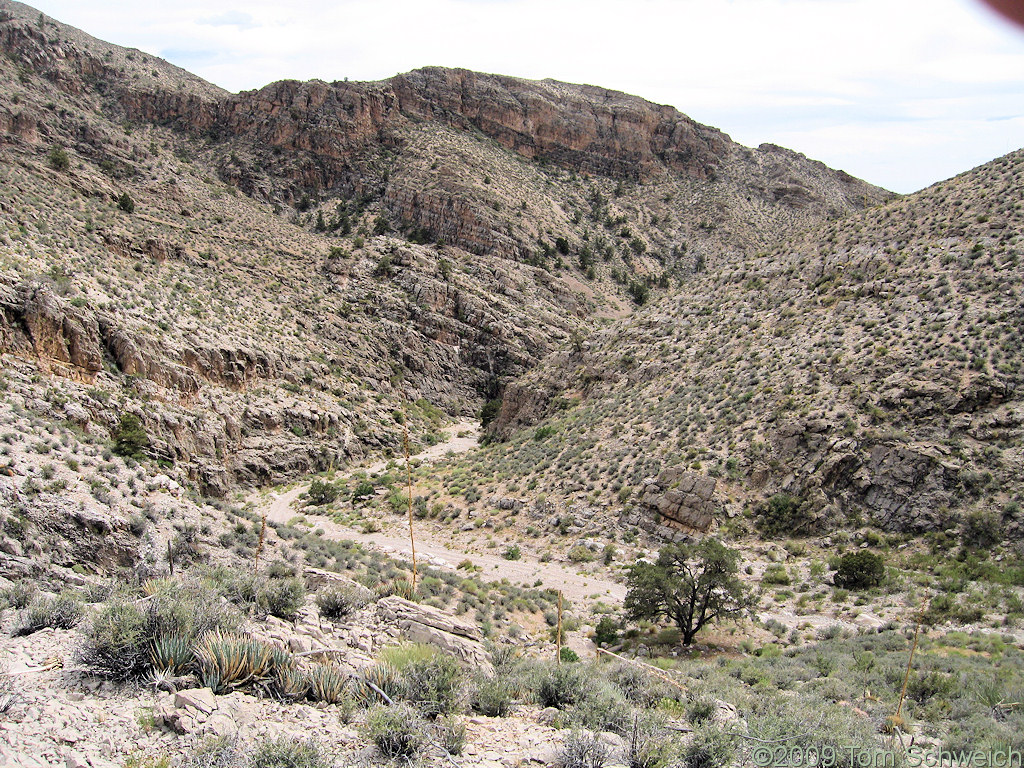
[626,468,718,540]
[376,595,493,673]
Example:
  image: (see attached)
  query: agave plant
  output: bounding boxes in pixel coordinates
[151,634,193,675]
[352,663,402,706]
[307,663,350,705]
[193,631,274,694]
[273,667,310,701]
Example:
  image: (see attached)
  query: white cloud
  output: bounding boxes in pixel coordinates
[28,0,1024,192]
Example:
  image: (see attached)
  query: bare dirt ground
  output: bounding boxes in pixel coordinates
[252,421,626,606]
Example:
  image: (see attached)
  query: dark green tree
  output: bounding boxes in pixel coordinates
[307,478,340,506]
[624,539,751,645]
[833,551,885,589]
[117,192,135,213]
[48,146,70,171]
[111,414,148,459]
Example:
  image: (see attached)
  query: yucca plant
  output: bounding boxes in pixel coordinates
[141,578,175,597]
[194,631,274,694]
[273,667,310,701]
[151,635,193,675]
[352,663,402,706]
[307,663,350,705]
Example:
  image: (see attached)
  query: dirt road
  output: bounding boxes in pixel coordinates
[252,420,625,605]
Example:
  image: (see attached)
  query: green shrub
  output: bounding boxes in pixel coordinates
[755,493,815,537]
[607,663,673,708]
[761,565,791,586]
[536,662,594,709]
[48,146,70,171]
[571,679,632,735]
[470,675,514,717]
[1,582,36,610]
[362,703,424,759]
[259,577,305,621]
[117,192,135,213]
[351,480,375,500]
[306,479,339,506]
[560,729,610,768]
[398,652,464,718]
[627,711,678,768]
[315,583,371,620]
[435,715,466,755]
[15,593,83,635]
[248,736,330,768]
[833,552,885,590]
[568,545,595,563]
[961,508,1002,549]
[560,647,580,663]
[683,726,735,768]
[78,598,151,679]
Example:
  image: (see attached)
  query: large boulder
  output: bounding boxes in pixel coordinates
[376,596,493,673]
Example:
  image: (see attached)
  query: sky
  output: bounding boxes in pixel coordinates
[25,0,1024,194]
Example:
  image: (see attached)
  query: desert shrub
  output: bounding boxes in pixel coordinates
[306,479,339,506]
[560,729,610,768]
[78,598,151,679]
[833,552,885,590]
[435,715,466,755]
[536,662,595,709]
[687,696,718,725]
[470,675,514,717]
[14,593,83,635]
[745,694,877,768]
[626,711,679,768]
[606,663,673,708]
[315,583,371,620]
[561,647,580,663]
[248,736,330,768]
[568,544,595,563]
[117,192,135,213]
[0,582,36,610]
[351,480,375,501]
[183,735,247,768]
[48,146,70,171]
[202,566,261,608]
[571,679,633,735]
[753,495,815,536]
[398,652,464,718]
[259,577,305,621]
[761,564,791,586]
[683,726,735,768]
[362,703,424,759]
[961,508,1002,549]
[147,579,243,642]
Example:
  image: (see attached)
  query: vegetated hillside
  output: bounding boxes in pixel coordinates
[0,0,888,496]
[479,148,1023,540]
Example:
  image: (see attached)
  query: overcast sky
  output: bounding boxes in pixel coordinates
[27,0,1024,193]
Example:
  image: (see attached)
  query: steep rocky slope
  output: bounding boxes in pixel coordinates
[0,0,887,496]
[479,149,1023,539]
